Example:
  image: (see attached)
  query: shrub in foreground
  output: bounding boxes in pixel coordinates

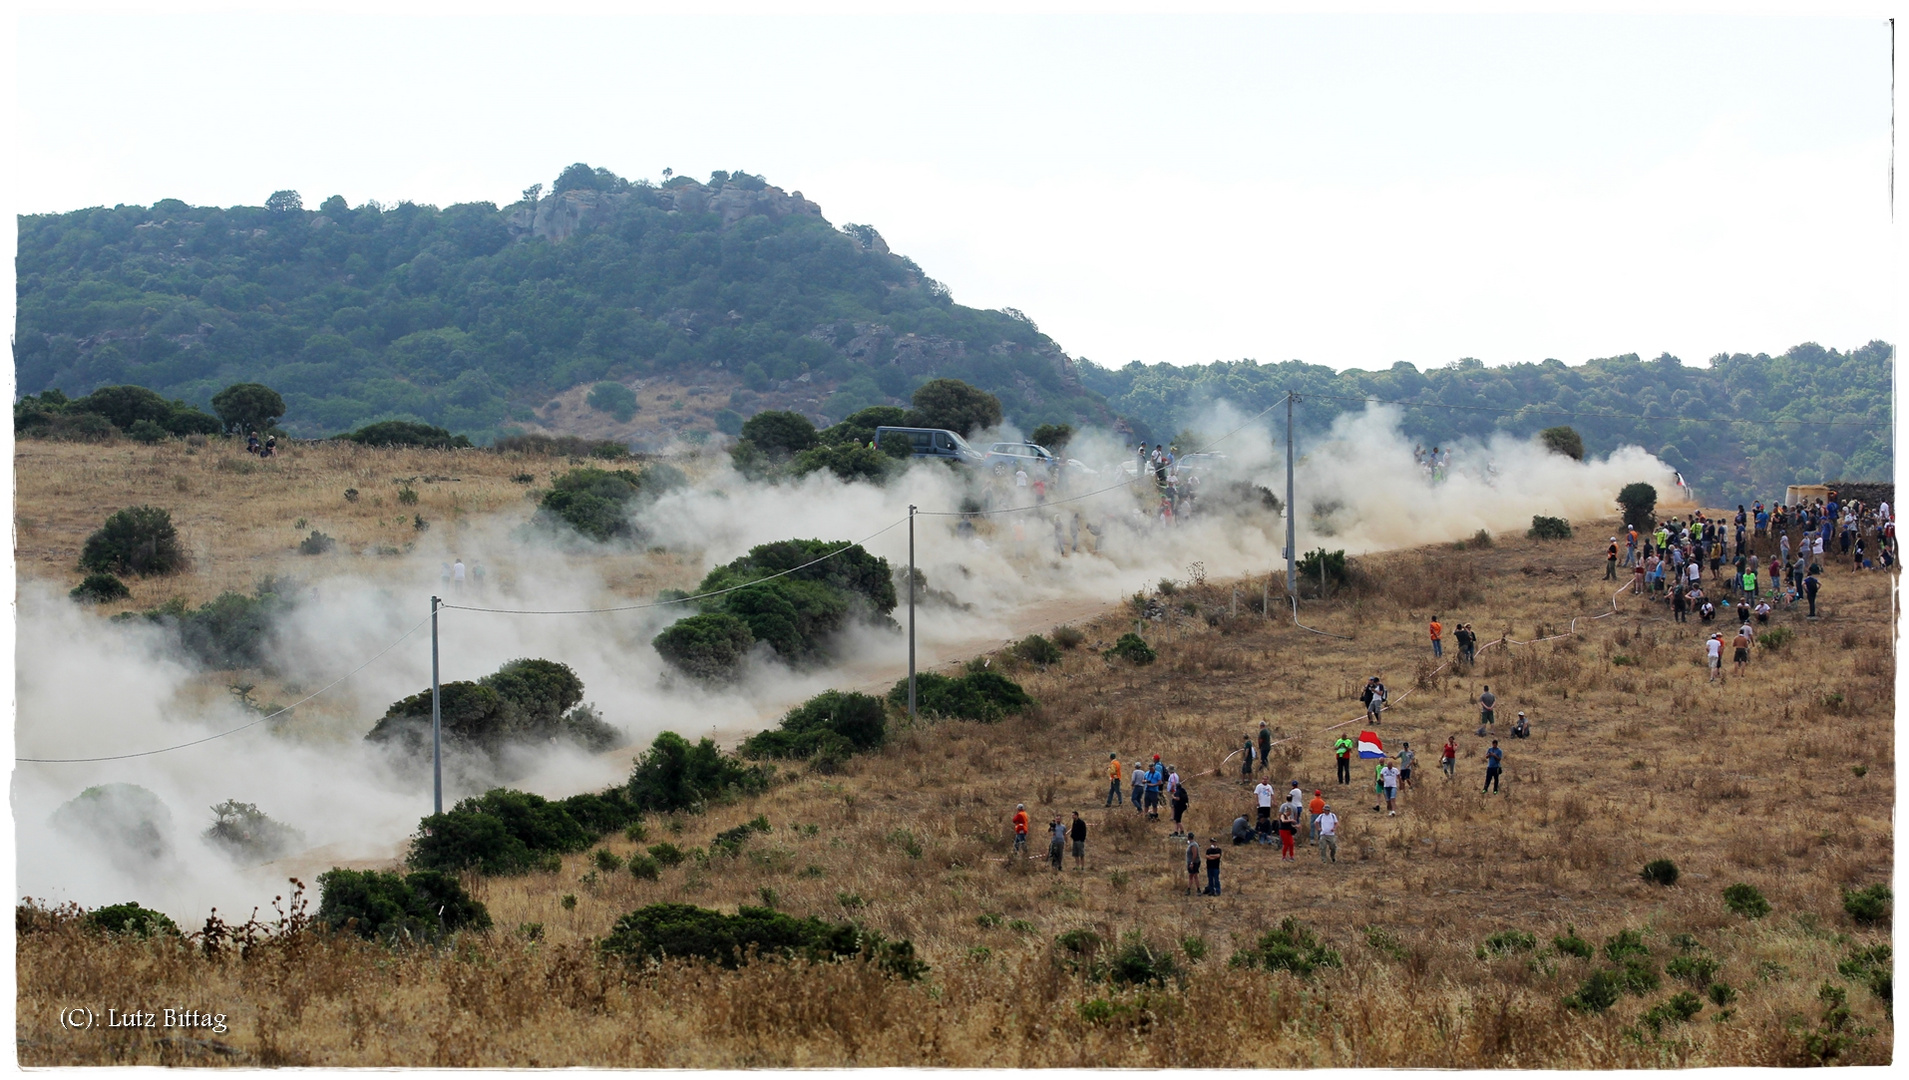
[1104,633,1157,665]
[1723,883,1771,919]
[1641,859,1680,886]
[626,731,770,814]
[887,670,1032,721]
[739,690,887,760]
[600,902,926,979]
[316,867,490,941]
[83,902,179,938]
[79,506,186,576]
[70,572,131,603]
[1229,918,1341,977]
[1527,515,1574,540]
[1842,883,1891,926]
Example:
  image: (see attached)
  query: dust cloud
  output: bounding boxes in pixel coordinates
[14,402,1671,919]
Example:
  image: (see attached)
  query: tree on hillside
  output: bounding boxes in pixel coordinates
[1540,426,1584,461]
[211,383,286,433]
[1617,482,1658,532]
[79,506,185,576]
[1030,423,1074,451]
[739,410,818,458]
[911,379,1000,436]
[266,190,303,214]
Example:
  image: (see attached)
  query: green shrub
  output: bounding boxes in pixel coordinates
[1539,426,1584,461]
[1837,944,1891,1010]
[1842,883,1891,926]
[1106,930,1180,987]
[587,381,640,422]
[627,852,661,881]
[1604,928,1650,962]
[1708,981,1738,1007]
[408,788,595,875]
[1756,626,1795,651]
[600,902,926,979]
[336,420,472,448]
[494,433,629,458]
[83,902,179,938]
[1229,918,1341,977]
[1641,859,1680,886]
[297,530,336,555]
[1051,625,1086,650]
[1553,927,1594,959]
[1615,958,1661,995]
[792,442,895,483]
[1181,935,1209,961]
[367,657,617,758]
[886,670,1033,721]
[397,485,419,505]
[113,577,298,670]
[647,842,686,867]
[70,572,131,603]
[1565,969,1622,1013]
[1295,548,1349,588]
[1481,929,1537,955]
[1527,515,1574,540]
[316,867,490,941]
[1723,883,1772,919]
[1104,633,1157,665]
[203,799,304,863]
[593,849,623,873]
[1470,528,1494,548]
[653,613,756,682]
[536,466,667,542]
[1616,482,1658,534]
[739,690,888,760]
[737,411,819,458]
[1640,990,1704,1032]
[712,815,772,857]
[1013,634,1063,666]
[626,731,769,815]
[1666,954,1720,986]
[79,505,186,576]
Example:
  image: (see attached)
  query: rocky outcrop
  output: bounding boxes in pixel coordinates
[505,180,823,244]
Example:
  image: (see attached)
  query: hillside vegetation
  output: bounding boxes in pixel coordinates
[14,163,1890,503]
[17,520,1894,1066]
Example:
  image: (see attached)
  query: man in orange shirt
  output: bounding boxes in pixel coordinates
[1306,789,1326,845]
[1103,753,1122,807]
[1429,616,1444,659]
[1012,804,1029,854]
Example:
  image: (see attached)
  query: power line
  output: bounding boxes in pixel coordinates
[1307,391,1883,429]
[440,517,909,615]
[17,609,437,764]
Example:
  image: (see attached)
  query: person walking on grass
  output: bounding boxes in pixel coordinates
[1287,780,1305,827]
[1070,812,1087,870]
[1606,537,1619,580]
[1399,743,1417,789]
[1706,632,1724,684]
[1239,735,1255,781]
[1104,753,1122,807]
[1185,834,1201,895]
[1334,733,1355,784]
[1316,804,1340,863]
[1476,685,1497,736]
[1429,616,1444,659]
[1012,804,1029,854]
[1258,722,1272,775]
[1381,761,1401,815]
[1307,789,1326,844]
[1277,802,1298,860]
[1732,626,1752,674]
[1204,836,1223,896]
[1131,761,1145,812]
[1362,676,1387,724]
[1441,735,1458,780]
[1483,740,1504,794]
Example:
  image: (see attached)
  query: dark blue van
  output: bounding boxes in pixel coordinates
[875,426,985,465]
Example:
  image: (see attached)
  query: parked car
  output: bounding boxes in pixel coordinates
[875,426,986,465]
[982,441,1060,476]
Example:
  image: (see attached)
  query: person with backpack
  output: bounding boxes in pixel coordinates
[1361,676,1386,724]
[1069,812,1087,870]
[1104,753,1122,807]
[1334,734,1355,784]
[1483,741,1504,794]
[1012,804,1029,854]
[1170,775,1190,835]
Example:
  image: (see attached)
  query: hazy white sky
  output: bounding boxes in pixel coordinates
[14,10,1896,372]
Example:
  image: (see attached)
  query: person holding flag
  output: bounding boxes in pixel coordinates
[1357,730,1386,811]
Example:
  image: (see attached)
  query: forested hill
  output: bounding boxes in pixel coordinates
[12,160,1892,505]
[14,164,1102,443]
[1081,342,1894,504]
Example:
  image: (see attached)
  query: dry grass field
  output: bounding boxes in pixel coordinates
[14,439,1896,1067]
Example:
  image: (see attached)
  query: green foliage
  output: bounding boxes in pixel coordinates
[1296,547,1349,587]
[1540,425,1585,460]
[647,842,686,868]
[739,410,819,457]
[30,384,224,439]
[315,867,490,941]
[1104,633,1157,665]
[297,530,336,555]
[203,799,303,863]
[493,432,628,458]
[407,788,595,875]
[739,689,888,761]
[1106,930,1181,987]
[887,670,1032,722]
[1666,954,1721,986]
[1640,991,1704,1033]
[112,577,298,669]
[600,902,926,979]
[625,731,769,815]
[210,383,286,433]
[1029,423,1074,451]
[711,815,773,857]
[83,902,179,938]
[1013,634,1063,666]
[627,852,661,880]
[70,572,131,603]
[1228,918,1342,977]
[1709,981,1738,1007]
[1051,625,1085,650]
[536,465,680,542]
[1604,928,1650,962]
[593,848,623,873]
[586,381,639,422]
[1723,883,1772,919]
[1565,969,1623,1013]
[367,656,616,757]
[1480,929,1537,956]
[1181,935,1209,961]
[336,420,472,448]
[80,505,186,576]
[1617,482,1659,532]
[1793,982,1867,1066]
[1615,958,1661,996]
[652,613,756,681]
[1527,515,1574,540]
[1842,883,1891,926]
[1641,859,1680,886]
[1838,945,1892,1013]
[1757,626,1795,651]
[910,378,1002,435]
[1553,927,1594,959]
[791,441,895,482]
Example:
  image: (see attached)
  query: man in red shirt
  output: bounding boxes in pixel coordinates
[1440,736,1457,781]
[1429,617,1444,659]
[1011,804,1029,854]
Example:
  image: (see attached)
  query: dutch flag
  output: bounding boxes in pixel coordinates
[1357,731,1385,759]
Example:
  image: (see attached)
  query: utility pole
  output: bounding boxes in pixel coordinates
[1285,390,1298,602]
[907,505,917,720]
[430,595,442,816]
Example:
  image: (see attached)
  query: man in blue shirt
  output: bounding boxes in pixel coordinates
[1483,740,1504,794]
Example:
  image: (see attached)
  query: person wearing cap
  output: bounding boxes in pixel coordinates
[1104,753,1122,807]
[1706,632,1725,683]
[1606,537,1619,580]
[1511,712,1530,739]
[1315,802,1340,863]
[1184,833,1201,894]
[1011,804,1029,854]
[1204,835,1224,895]
[1306,789,1326,844]
[1483,740,1504,793]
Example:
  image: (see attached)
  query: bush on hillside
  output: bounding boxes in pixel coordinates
[626,731,769,814]
[297,530,336,555]
[792,441,896,482]
[739,690,888,761]
[83,902,179,938]
[652,613,757,681]
[1013,634,1063,667]
[203,799,304,864]
[112,577,298,670]
[316,867,490,941]
[911,378,1001,436]
[1617,482,1658,533]
[16,384,222,439]
[600,902,926,979]
[70,572,131,603]
[1228,918,1342,977]
[211,382,287,433]
[1723,883,1771,919]
[336,419,472,448]
[366,657,622,758]
[1527,515,1574,540]
[79,506,186,576]
[1540,425,1584,461]
[1641,859,1680,886]
[587,381,639,422]
[1104,633,1157,665]
[408,788,596,875]
[1295,548,1350,589]
[1843,883,1892,926]
[887,670,1032,722]
[738,410,818,458]
[535,464,683,542]
[492,432,629,458]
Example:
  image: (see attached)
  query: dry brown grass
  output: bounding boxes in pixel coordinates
[13,476,1896,1065]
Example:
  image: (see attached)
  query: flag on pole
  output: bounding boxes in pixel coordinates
[1357,731,1385,759]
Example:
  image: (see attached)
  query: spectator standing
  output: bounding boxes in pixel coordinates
[1144,760,1163,820]
[1239,735,1255,781]
[1381,762,1401,815]
[1170,776,1190,835]
[1361,677,1386,724]
[1429,616,1444,658]
[1477,685,1497,735]
[1277,803,1298,860]
[1184,835,1201,895]
[1732,627,1752,674]
[1441,736,1457,780]
[1458,623,1477,664]
[1012,805,1029,854]
[1307,789,1325,844]
[1253,778,1276,833]
[1316,805,1340,863]
[1204,837,1223,895]
[1257,722,1272,775]
[1606,538,1619,580]
[1483,741,1504,794]
[1070,812,1087,869]
[1104,753,1122,807]
[1334,733,1355,784]
[1706,632,1724,683]
[1131,762,1144,812]
[1399,743,1417,789]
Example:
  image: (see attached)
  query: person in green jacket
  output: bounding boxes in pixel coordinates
[1334,734,1355,784]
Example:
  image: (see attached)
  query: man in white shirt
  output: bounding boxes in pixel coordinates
[452,558,466,590]
[1315,806,1340,863]
[1253,779,1275,838]
[1380,763,1401,815]
[1706,633,1724,683]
